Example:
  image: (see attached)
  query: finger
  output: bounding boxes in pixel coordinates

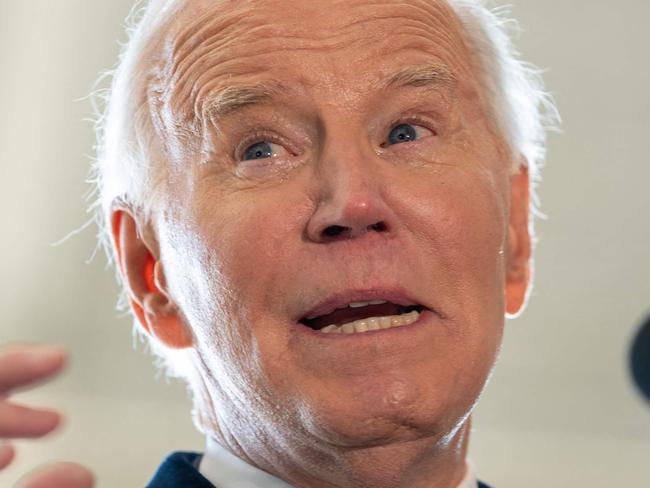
[15,462,95,488]
[0,401,60,438]
[0,441,15,470]
[0,345,66,395]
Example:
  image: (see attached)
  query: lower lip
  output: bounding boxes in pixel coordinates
[294,309,436,340]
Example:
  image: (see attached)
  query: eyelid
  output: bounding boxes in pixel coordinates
[393,115,438,135]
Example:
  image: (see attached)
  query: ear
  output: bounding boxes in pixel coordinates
[505,161,532,317]
[111,208,193,349]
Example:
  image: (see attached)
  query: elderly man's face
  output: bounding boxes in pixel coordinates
[127,0,530,475]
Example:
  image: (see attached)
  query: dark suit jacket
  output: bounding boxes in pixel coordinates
[146,452,493,488]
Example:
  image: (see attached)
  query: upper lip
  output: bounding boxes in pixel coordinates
[296,287,428,321]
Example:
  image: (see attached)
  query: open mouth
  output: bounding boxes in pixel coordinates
[299,301,426,334]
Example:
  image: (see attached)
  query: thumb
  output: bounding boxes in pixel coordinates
[14,462,94,488]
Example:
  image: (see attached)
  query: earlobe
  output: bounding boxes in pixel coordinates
[505,162,532,317]
[111,208,193,349]
[143,293,194,349]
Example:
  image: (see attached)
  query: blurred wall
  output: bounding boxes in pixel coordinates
[0,1,648,486]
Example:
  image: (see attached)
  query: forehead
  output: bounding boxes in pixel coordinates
[146,0,480,126]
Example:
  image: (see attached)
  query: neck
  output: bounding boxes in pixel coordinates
[208,416,472,488]
[191,368,472,488]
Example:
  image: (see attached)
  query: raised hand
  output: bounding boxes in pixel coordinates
[0,344,94,488]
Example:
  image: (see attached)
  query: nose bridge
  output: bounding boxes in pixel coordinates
[306,127,393,242]
[321,135,376,198]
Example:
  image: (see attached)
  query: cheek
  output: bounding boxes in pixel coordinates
[405,164,508,324]
[443,181,505,283]
[207,192,307,314]
[403,166,509,402]
[167,183,307,342]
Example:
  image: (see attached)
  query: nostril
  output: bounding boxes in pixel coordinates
[321,222,387,240]
[323,225,348,237]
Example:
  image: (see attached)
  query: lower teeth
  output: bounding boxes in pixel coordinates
[319,310,420,334]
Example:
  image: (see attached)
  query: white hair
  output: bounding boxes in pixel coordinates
[90,0,559,379]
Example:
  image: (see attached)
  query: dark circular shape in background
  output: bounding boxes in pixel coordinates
[630,313,650,403]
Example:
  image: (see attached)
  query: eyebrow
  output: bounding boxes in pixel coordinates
[382,63,457,91]
[204,80,289,122]
[204,63,456,122]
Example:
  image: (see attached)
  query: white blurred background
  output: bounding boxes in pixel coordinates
[1,0,649,486]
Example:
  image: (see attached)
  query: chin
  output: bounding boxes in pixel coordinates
[295,370,479,449]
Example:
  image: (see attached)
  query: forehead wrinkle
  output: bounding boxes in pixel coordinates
[166,0,470,83]
[310,0,458,31]
[164,33,367,129]
[150,3,271,119]
[161,32,349,129]
[168,1,252,63]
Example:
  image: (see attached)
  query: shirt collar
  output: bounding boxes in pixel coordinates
[199,437,478,488]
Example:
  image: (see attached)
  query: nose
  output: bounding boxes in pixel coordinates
[306,145,393,243]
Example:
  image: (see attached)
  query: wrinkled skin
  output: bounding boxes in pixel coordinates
[114,1,531,487]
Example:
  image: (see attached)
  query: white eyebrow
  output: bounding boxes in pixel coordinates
[383,63,457,91]
[204,80,289,121]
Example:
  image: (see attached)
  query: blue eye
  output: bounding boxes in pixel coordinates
[388,124,416,145]
[243,141,275,160]
[386,123,433,146]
